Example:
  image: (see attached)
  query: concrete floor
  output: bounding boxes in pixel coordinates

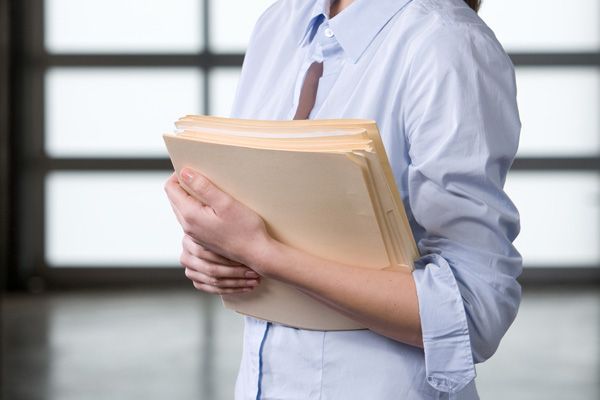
[1,287,599,400]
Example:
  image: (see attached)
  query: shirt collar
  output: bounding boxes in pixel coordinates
[297,0,414,64]
[297,0,331,48]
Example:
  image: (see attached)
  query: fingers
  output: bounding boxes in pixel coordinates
[164,174,188,229]
[185,265,260,295]
[182,235,243,267]
[181,250,259,279]
[180,251,262,294]
[179,168,234,216]
[167,196,186,229]
[164,172,214,223]
[185,268,260,289]
[192,281,254,294]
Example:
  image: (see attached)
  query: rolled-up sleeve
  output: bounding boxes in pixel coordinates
[401,23,523,393]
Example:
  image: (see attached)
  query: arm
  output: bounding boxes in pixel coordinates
[399,23,522,393]
[253,238,422,348]
[164,170,423,348]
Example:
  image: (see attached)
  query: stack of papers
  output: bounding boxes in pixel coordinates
[163,115,419,330]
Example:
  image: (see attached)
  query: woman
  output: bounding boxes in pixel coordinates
[164,0,522,398]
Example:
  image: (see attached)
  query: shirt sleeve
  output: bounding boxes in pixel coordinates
[401,22,523,393]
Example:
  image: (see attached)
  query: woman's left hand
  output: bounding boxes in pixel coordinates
[164,168,273,273]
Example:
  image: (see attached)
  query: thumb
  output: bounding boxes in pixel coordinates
[179,168,230,213]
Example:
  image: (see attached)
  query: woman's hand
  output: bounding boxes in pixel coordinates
[179,234,261,294]
[164,168,275,278]
[164,168,422,346]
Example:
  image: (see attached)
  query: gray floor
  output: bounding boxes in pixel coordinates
[1,287,599,400]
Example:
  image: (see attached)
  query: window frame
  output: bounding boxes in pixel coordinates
[1,0,11,290]
[6,0,600,289]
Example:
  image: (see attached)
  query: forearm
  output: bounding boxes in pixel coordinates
[166,169,423,347]
[252,238,423,348]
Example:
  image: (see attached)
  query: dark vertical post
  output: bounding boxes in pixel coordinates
[0,0,10,291]
[203,0,211,115]
[200,4,216,400]
[11,0,47,290]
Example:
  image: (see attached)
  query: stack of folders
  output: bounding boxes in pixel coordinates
[163,115,419,331]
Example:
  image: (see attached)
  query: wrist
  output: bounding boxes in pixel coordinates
[244,234,282,278]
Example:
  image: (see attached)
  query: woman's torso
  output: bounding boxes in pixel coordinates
[229,0,504,398]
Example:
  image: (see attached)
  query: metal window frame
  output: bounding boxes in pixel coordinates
[1,0,11,291]
[5,0,600,290]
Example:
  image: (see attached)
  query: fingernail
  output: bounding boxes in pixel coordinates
[180,168,196,184]
[246,280,259,286]
[245,271,259,278]
[242,287,253,292]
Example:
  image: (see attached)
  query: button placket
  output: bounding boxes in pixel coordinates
[289,19,338,119]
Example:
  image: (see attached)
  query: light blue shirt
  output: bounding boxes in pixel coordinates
[230,0,522,399]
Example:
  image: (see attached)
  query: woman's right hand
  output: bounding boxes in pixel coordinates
[180,234,262,294]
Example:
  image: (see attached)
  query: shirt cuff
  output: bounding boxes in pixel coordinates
[412,252,476,393]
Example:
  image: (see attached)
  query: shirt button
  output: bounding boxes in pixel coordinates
[324,28,334,38]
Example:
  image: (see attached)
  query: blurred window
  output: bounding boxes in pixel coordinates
[209,0,275,52]
[209,67,242,117]
[515,67,600,157]
[45,171,182,266]
[480,2,600,270]
[505,171,600,266]
[40,0,271,269]
[479,0,600,52]
[45,67,203,158]
[45,0,203,53]
[13,0,599,277]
